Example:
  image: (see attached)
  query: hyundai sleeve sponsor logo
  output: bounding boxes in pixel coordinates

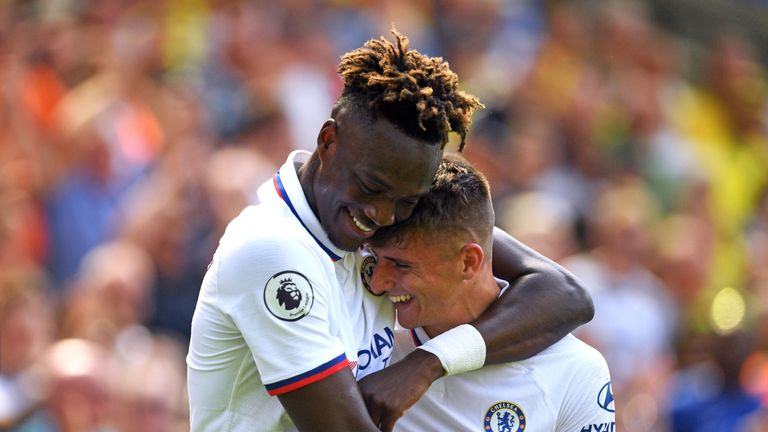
[597,382,615,412]
[581,422,616,432]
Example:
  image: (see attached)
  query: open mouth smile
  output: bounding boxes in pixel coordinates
[349,210,375,233]
[389,294,414,305]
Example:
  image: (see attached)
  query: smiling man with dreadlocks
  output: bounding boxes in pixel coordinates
[187,29,593,431]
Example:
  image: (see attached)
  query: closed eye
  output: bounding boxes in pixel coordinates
[386,257,411,270]
[357,179,384,196]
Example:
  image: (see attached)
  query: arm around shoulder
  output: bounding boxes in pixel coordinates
[354,229,595,426]
[477,227,594,364]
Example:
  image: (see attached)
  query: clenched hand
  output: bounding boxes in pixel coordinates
[358,349,445,432]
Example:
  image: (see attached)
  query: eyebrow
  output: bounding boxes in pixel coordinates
[356,172,424,201]
[356,171,391,190]
[382,255,416,267]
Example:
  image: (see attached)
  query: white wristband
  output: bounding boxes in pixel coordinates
[417,324,486,376]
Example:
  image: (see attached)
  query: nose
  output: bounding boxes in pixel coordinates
[369,260,395,296]
[363,200,396,228]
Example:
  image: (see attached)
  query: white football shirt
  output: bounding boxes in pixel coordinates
[393,296,615,432]
[187,151,395,432]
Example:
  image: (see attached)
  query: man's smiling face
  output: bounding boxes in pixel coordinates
[368,232,469,334]
[313,113,441,252]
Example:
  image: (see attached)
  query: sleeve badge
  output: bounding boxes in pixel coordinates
[263,271,314,321]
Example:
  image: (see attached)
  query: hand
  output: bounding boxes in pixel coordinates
[358,349,445,432]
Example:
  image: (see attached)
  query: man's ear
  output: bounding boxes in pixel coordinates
[458,243,484,280]
[317,119,337,163]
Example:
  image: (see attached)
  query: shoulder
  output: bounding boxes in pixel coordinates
[546,335,609,373]
[222,206,320,260]
[519,335,610,392]
[215,207,331,288]
[543,337,615,429]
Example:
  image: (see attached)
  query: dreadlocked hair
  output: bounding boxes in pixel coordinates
[336,28,483,151]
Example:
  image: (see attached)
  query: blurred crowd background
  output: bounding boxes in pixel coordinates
[1,0,768,431]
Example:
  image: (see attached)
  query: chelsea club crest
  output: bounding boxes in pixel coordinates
[360,255,380,296]
[484,401,526,432]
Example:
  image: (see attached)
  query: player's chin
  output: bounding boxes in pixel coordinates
[395,309,419,329]
[331,214,372,251]
[329,230,364,252]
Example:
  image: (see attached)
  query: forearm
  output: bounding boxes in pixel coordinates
[279,369,380,431]
[475,268,592,364]
[483,227,594,364]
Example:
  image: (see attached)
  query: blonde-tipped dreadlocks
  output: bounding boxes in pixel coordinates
[335,29,483,151]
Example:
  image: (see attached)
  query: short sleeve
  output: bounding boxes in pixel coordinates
[555,348,616,431]
[217,236,349,396]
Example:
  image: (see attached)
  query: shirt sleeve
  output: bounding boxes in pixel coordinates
[555,347,616,431]
[217,235,349,396]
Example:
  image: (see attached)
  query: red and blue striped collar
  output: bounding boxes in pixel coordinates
[273,170,342,262]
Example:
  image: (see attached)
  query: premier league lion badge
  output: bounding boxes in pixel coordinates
[484,401,526,432]
[264,271,314,321]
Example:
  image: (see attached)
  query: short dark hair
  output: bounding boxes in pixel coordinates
[333,29,483,150]
[371,154,494,250]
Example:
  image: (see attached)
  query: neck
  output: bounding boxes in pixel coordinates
[423,267,500,338]
[297,153,320,217]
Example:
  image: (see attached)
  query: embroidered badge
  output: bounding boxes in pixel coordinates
[483,401,526,432]
[263,271,314,321]
[360,254,380,295]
